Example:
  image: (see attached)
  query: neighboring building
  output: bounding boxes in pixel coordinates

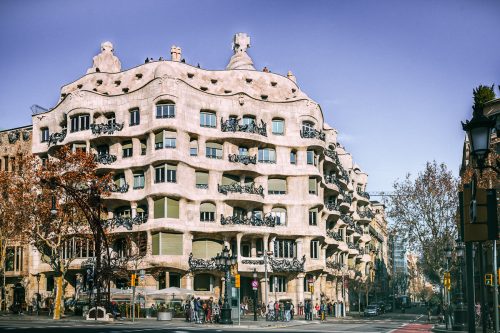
[0,125,32,310]
[24,33,379,313]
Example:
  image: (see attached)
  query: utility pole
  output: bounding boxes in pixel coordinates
[492,240,499,333]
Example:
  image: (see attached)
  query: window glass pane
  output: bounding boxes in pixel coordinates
[161,233,183,255]
[154,197,165,218]
[167,197,179,218]
[272,119,284,134]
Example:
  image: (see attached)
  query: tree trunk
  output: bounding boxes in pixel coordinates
[53,274,63,320]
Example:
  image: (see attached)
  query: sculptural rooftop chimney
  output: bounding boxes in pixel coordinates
[226,33,255,70]
[87,41,121,74]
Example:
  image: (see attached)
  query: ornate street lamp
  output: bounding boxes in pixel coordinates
[462,112,498,172]
[453,242,467,331]
[32,273,41,315]
[444,245,453,330]
[214,246,237,324]
[252,268,258,321]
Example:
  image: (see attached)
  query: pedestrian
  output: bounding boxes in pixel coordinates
[290,302,294,320]
[284,301,291,322]
[274,301,279,321]
[304,300,310,320]
[298,301,303,316]
[184,300,191,322]
[314,303,320,319]
[213,300,220,323]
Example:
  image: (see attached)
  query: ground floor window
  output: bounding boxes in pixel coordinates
[270,275,287,293]
[194,273,214,291]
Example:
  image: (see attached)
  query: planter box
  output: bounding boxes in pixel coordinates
[157,311,172,321]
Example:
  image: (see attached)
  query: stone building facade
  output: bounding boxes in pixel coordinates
[27,33,381,311]
[0,125,32,310]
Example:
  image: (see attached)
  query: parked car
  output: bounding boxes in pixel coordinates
[364,305,379,316]
[375,302,386,314]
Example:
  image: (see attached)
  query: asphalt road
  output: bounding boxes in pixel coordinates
[0,309,433,333]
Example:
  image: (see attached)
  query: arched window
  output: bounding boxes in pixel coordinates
[302,121,314,134]
[194,273,214,291]
[156,101,175,118]
[200,202,216,222]
[190,139,198,156]
[270,207,287,226]
[70,114,90,132]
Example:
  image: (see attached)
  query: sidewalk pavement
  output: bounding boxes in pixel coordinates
[0,313,332,329]
[431,324,467,333]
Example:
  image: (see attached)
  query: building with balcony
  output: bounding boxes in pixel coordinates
[0,125,32,310]
[28,33,379,312]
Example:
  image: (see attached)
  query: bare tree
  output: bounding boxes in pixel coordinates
[386,161,458,284]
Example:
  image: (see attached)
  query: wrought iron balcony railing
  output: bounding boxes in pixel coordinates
[326,230,343,241]
[300,129,326,141]
[342,195,353,205]
[324,175,343,189]
[357,207,374,219]
[220,213,276,227]
[324,202,340,212]
[188,253,216,272]
[105,214,147,230]
[323,148,338,160]
[47,129,67,146]
[241,259,265,265]
[196,184,209,189]
[357,190,371,200]
[94,153,117,165]
[347,242,357,250]
[221,118,267,137]
[341,214,354,225]
[217,182,264,197]
[107,183,129,193]
[326,261,342,270]
[269,255,306,272]
[90,122,124,135]
[228,154,257,165]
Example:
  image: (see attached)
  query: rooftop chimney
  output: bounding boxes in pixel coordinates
[171,45,182,62]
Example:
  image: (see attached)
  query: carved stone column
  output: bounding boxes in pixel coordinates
[251,238,257,258]
[260,277,268,306]
[185,272,193,290]
[146,230,152,256]
[296,273,305,308]
[236,233,243,260]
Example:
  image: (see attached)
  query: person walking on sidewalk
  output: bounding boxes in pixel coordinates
[284,301,291,322]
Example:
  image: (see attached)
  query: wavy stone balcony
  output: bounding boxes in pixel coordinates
[221,118,267,137]
[217,182,264,197]
[90,122,124,135]
[324,202,340,214]
[94,153,117,165]
[356,207,374,223]
[326,230,343,241]
[339,195,352,210]
[300,129,325,141]
[326,261,343,270]
[220,213,276,227]
[107,183,129,193]
[105,214,147,230]
[269,256,305,272]
[323,175,342,193]
[228,154,257,165]
[47,129,67,146]
[188,253,216,272]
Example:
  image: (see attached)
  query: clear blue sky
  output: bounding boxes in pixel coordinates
[1,0,499,191]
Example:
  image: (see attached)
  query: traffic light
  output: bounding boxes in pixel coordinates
[443,272,451,290]
[131,273,137,287]
[484,274,493,286]
[235,274,240,288]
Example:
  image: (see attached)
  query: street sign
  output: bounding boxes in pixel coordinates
[139,269,145,280]
[131,273,136,287]
[235,274,240,288]
[444,272,451,290]
[251,280,258,290]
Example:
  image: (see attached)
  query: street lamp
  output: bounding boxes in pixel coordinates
[453,242,467,331]
[444,245,453,330]
[214,246,237,324]
[252,268,258,321]
[32,273,41,315]
[462,112,497,172]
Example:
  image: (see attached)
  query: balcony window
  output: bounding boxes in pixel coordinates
[238,146,248,156]
[258,148,276,163]
[200,111,216,128]
[155,165,165,183]
[309,208,318,226]
[151,232,183,255]
[302,121,314,134]
[309,178,317,195]
[290,150,297,165]
[122,141,133,158]
[114,173,126,187]
[194,273,215,291]
[195,171,209,189]
[130,108,140,126]
[222,174,239,186]
[206,142,222,159]
[70,114,90,132]
[140,140,147,155]
[155,132,163,149]
[72,142,86,153]
[307,150,317,165]
[190,139,198,156]
[41,128,49,142]
[310,240,319,259]
[153,197,179,219]
[106,113,116,125]
[200,202,216,222]
[274,239,295,258]
[156,103,175,118]
[165,137,176,149]
[268,178,286,195]
[4,246,23,272]
[166,164,177,182]
[242,115,255,126]
[192,240,222,259]
[270,207,287,226]
[272,119,284,135]
[270,276,287,292]
[133,171,145,189]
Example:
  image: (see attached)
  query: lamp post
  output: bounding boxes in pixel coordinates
[32,273,41,315]
[453,242,467,331]
[444,245,453,330]
[214,246,237,324]
[257,250,273,312]
[462,109,499,333]
[252,269,258,321]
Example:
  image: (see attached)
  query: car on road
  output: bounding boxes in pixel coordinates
[364,305,379,316]
[385,302,393,312]
[375,302,386,314]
